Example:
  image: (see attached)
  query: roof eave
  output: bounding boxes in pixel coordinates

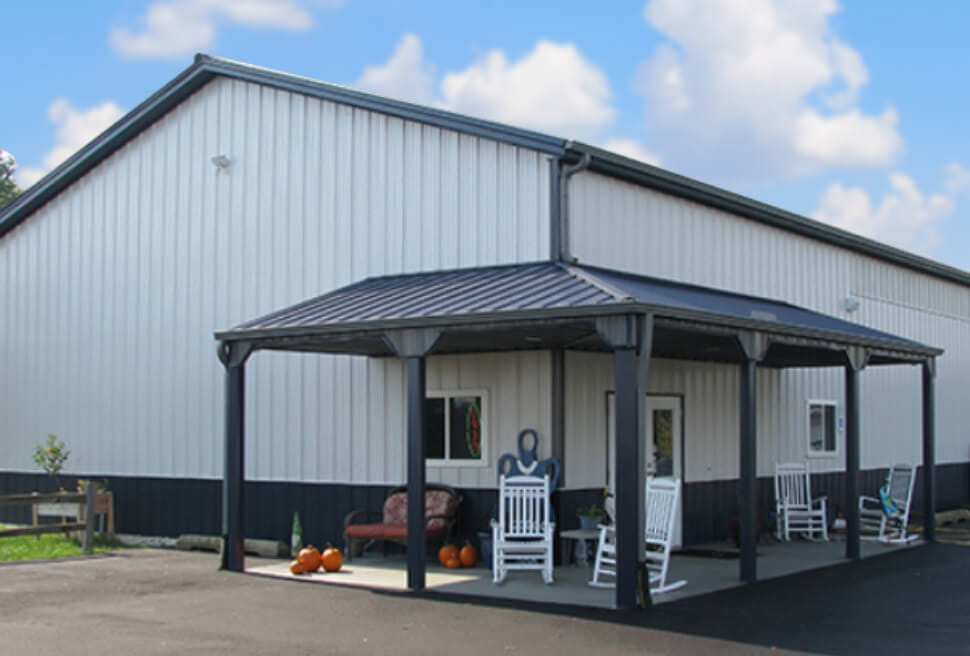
[196,55,567,155]
[652,306,941,360]
[213,301,647,343]
[0,58,217,237]
[214,297,940,362]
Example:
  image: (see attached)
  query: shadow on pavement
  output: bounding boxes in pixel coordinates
[395,542,970,656]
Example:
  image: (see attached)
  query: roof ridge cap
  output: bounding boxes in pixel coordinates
[558,263,632,302]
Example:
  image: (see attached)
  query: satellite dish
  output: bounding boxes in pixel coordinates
[0,149,16,182]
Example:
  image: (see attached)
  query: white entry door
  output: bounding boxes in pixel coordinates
[607,394,683,546]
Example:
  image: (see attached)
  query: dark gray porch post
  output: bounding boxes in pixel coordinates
[738,333,765,584]
[845,362,861,560]
[922,359,937,542]
[614,346,640,608]
[551,349,566,487]
[406,356,427,589]
[384,328,441,592]
[218,341,253,572]
[597,313,652,609]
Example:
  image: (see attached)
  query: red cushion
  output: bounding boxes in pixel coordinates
[380,490,458,530]
[381,524,448,540]
[345,523,449,540]
[344,524,387,539]
[382,493,408,525]
[381,525,408,539]
[350,488,459,541]
[425,490,459,531]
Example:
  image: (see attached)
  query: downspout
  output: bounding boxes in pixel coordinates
[556,145,592,263]
[548,146,591,492]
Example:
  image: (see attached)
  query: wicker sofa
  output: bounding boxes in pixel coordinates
[343,483,463,559]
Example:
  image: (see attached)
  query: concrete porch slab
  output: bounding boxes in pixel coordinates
[246,536,922,609]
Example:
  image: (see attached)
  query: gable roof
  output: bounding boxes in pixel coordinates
[0,54,566,240]
[3,54,970,290]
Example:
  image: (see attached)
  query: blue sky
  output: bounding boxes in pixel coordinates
[5,1,970,269]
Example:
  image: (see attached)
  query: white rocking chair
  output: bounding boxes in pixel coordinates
[774,462,828,541]
[491,474,554,584]
[589,477,686,595]
[859,463,918,544]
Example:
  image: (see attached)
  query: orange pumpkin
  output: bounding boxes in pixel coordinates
[459,542,477,567]
[438,544,459,566]
[297,545,322,572]
[289,559,306,575]
[445,555,462,569]
[321,544,343,572]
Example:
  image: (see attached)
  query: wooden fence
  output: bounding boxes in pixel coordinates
[0,486,114,553]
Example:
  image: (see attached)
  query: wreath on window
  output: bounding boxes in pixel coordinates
[464,401,482,458]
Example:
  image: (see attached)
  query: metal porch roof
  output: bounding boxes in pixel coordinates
[215,262,940,365]
[580,265,929,351]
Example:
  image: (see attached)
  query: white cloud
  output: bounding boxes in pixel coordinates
[944,162,970,195]
[637,0,903,182]
[794,107,901,167]
[440,41,614,139]
[812,165,970,254]
[602,138,661,166]
[16,99,126,188]
[823,41,868,109]
[356,35,615,140]
[110,0,320,58]
[354,34,434,104]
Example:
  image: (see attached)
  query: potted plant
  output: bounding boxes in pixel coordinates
[576,504,604,531]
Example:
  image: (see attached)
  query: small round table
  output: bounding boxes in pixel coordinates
[559,528,600,567]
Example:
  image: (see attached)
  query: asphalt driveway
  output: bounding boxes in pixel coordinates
[0,542,967,655]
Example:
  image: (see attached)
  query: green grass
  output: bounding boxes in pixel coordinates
[0,526,122,562]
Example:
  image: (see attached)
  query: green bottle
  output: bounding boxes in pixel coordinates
[291,511,303,556]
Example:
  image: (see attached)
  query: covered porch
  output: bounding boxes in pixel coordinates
[214,261,941,610]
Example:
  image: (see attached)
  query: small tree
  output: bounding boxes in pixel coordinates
[32,434,70,490]
[0,177,20,209]
[0,149,20,209]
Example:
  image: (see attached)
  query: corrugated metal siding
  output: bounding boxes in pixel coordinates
[564,350,915,488]
[0,76,551,482]
[566,353,749,487]
[852,255,970,466]
[569,171,969,470]
[425,351,552,489]
[571,172,851,313]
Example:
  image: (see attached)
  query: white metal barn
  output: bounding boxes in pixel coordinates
[1,55,965,608]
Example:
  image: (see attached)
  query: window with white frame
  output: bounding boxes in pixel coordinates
[425,391,486,464]
[807,400,838,455]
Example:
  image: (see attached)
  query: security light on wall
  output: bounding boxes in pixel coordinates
[844,296,860,313]
[211,155,232,170]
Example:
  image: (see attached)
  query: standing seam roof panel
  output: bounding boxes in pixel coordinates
[237,263,618,329]
[222,261,939,358]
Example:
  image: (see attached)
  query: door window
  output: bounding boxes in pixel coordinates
[652,408,675,477]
